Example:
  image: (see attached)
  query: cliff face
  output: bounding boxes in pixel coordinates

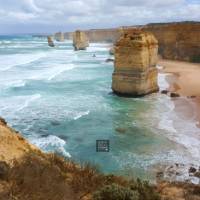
[142,22,200,62]
[64,22,200,62]
[73,30,89,50]
[84,28,121,43]
[64,32,73,40]
[112,30,159,96]
[0,118,39,163]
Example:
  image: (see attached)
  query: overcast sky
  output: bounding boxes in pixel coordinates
[0,0,199,34]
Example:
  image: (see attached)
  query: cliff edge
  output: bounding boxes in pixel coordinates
[0,118,200,200]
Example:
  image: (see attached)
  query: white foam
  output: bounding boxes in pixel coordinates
[0,52,46,71]
[158,73,170,91]
[0,80,26,90]
[87,43,110,52]
[73,111,90,120]
[31,135,71,158]
[47,64,76,81]
[17,94,41,111]
[148,78,200,163]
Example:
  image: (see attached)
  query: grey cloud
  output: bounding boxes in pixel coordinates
[0,0,199,34]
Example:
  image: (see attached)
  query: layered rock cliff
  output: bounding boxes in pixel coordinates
[84,28,121,43]
[142,22,200,62]
[64,22,200,62]
[73,30,89,50]
[112,29,159,96]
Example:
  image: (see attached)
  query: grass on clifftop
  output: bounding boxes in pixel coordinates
[0,151,161,200]
[1,151,200,200]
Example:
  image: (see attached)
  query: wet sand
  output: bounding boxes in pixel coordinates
[158,59,200,128]
[158,59,200,96]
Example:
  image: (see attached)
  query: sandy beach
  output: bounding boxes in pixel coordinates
[159,59,200,97]
[159,59,200,128]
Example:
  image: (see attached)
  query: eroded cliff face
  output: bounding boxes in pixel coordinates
[112,30,159,96]
[73,30,89,50]
[64,32,73,40]
[142,22,200,62]
[84,28,121,43]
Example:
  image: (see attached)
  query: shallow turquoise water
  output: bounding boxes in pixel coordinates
[0,35,199,180]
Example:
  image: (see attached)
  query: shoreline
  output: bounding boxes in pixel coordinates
[159,59,200,129]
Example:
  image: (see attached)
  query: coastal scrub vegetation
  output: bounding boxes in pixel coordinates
[0,150,200,199]
[0,151,161,200]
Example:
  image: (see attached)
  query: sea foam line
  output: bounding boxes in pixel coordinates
[47,64,76,81]
[0,53,47,71]
[31,135,71,158]
[73,110,90,120]
[17,94,41,111]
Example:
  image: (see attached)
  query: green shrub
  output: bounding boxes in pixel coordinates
[130,179,160,200]
[93,184,139,200]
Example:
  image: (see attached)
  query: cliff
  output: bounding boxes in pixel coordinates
[64,22,200,62]
[142,22,200,62]
[112,29,159,96]
[84,28,121,43]
[73,30,89,50]
[64,32,73,40]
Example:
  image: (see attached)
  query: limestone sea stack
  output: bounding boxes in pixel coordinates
[73,30,89,51]
[112,29,159,96]
[47,36,55,47]
[54,32,64,42]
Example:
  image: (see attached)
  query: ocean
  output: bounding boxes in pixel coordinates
[0,35,199,181]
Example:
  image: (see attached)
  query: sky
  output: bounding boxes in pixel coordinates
[0,0,199,34]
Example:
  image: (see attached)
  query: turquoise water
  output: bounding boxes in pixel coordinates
[0,35,199,180]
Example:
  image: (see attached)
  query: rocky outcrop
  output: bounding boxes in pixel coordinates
[47,36,55,47]
[54,32,64,42]
[73,30,89,50]
[112,29,159,96]
[142,22,200,62]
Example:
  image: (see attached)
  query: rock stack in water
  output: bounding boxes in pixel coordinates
[54,32,65,42]
[47,36,55,47]
[73,30,89,50]
[112,29,159,96]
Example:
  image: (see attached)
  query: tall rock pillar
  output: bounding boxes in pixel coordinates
[112,30,159,96]
[73,30,89,51]
[54,32,65,42]
[47,36,55,47]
